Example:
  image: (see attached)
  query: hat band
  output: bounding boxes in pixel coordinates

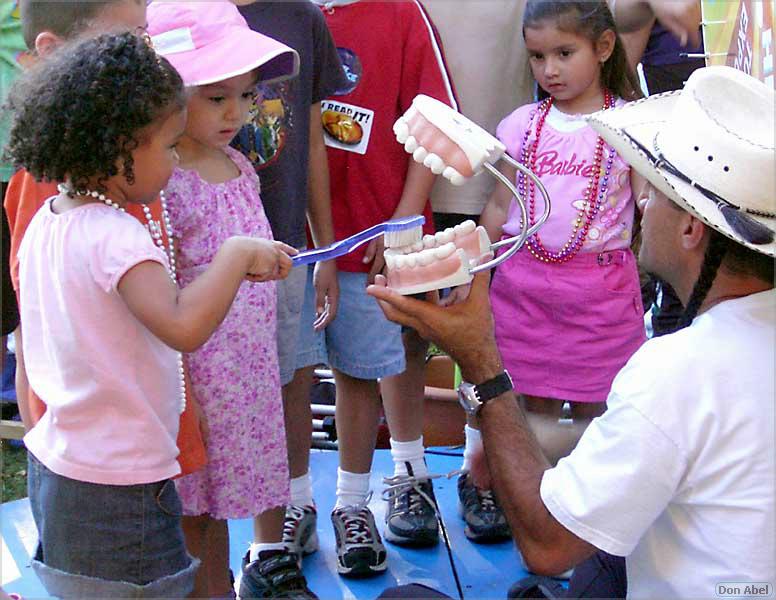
[622,130,775,245]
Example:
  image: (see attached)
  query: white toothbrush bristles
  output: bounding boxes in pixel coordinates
[384,225,423,248]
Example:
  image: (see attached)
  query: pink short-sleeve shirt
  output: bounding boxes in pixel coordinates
[497,101,635,253]
[19,199,181,485]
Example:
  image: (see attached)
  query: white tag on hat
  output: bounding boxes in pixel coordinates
[151,27,196,56]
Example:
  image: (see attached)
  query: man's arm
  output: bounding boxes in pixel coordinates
[612,0,701,47]
[367,272,597,574]
[307,102,339,330]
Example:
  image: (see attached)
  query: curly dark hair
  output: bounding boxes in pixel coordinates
[4,31,185,192]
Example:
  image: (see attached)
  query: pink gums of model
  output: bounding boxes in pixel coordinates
[385,220,493,295]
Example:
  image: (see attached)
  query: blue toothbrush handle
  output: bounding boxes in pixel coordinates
[291,222,388,267]
[291,215,425,267]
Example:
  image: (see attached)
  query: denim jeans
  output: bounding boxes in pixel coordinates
[27,452,199,598]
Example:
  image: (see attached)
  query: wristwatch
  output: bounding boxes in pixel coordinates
[457,371,513,416]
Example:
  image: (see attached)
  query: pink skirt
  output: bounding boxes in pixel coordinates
[490,248,646,403]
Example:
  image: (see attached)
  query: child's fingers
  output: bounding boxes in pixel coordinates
[362,239,377,264]
[275,241,299,256]
[367,255,385,285]
[313,301,332,331]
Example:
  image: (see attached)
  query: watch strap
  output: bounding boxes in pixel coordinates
[474,371,513,404]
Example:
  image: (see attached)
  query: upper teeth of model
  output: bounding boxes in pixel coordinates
[394,120,465,186]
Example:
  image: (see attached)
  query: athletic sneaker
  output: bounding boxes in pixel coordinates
[383,465,439,546]
[330,502,387,577]
[283,504,319,560]
[239,549,318,599]
[458,473,511,543]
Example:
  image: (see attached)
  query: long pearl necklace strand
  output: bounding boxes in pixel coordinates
[58,185,186,414]
[518,90,616,264]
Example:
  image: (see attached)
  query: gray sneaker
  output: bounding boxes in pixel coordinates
[382,464,439,547]
[457,473,511,543]
[283,505,319,560]
[330,501,387,577]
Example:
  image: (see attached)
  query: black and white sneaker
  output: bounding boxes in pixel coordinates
[330,500,387,577]
[239,549,318,599]
[383,463,439,546]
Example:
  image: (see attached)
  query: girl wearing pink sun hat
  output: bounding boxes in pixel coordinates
[147,3,315,599]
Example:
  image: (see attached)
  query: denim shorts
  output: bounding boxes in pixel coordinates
[296,267,405,380]
[27,453,199,598]
[276,257,309,386]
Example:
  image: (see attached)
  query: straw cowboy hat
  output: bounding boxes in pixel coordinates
[588,66,775,257]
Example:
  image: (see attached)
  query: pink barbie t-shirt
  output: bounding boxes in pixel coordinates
[18,199,182,485]
[498,101,635,252]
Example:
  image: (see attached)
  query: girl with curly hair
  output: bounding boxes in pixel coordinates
[146,3,319,599]
[4,31,296,599]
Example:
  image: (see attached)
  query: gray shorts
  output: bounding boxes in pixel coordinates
[276,260,311,386]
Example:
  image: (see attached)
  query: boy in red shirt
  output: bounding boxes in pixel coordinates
[300,0,457,576]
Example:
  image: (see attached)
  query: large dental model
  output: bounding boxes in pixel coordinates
[290,96,550,296]
[383,220,491,295]
[385,95,552,295]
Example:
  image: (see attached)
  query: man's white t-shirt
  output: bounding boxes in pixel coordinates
[541,289,775,598]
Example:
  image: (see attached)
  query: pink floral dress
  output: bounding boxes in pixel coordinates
[165,147,289,519]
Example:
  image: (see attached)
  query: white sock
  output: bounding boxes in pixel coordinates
[249,541,286,562]
[335,468,370,508]
[462,424,483,472]
[390,437,428,478]
[289,472,314,507]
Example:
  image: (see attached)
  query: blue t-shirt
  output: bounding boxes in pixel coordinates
[232,1,346,247]
[641,23,704,67]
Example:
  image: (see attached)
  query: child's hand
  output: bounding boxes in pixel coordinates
[237,238,296,282]
[363,236,386,285]
[439,283,471,307]
[312,260,339,331]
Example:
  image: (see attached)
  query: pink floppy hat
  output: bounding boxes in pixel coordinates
[147,1,299,87]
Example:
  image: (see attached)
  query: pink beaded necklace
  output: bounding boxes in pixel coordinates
[517,91,616,263]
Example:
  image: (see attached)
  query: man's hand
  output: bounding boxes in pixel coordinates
[651,0,701,47]
[367,270,502,383]
[312,260,339,331]
[614,0,701,47]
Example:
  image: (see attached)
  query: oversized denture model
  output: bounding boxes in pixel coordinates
[384,220,493,295]
[394,95,507,186]
[385,95,553,295]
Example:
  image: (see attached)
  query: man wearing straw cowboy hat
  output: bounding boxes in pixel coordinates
[368,65,774,598]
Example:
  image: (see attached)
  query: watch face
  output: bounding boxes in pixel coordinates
[457,383,480,415]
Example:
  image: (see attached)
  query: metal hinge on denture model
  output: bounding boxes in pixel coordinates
[394,95,552,276]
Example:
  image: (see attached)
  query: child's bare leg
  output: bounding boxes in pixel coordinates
[253,506,285,544]
[181,515,208,598]
[380,329,428,445]
[282,366,315,481]
[380,329,439,546]
[206,519,232,597]
[521,395,572,466]
[334,370,381,478]
[182,514,232,598]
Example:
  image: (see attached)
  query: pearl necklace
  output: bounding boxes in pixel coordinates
[518,91,616,264]
[58,185,186,414]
